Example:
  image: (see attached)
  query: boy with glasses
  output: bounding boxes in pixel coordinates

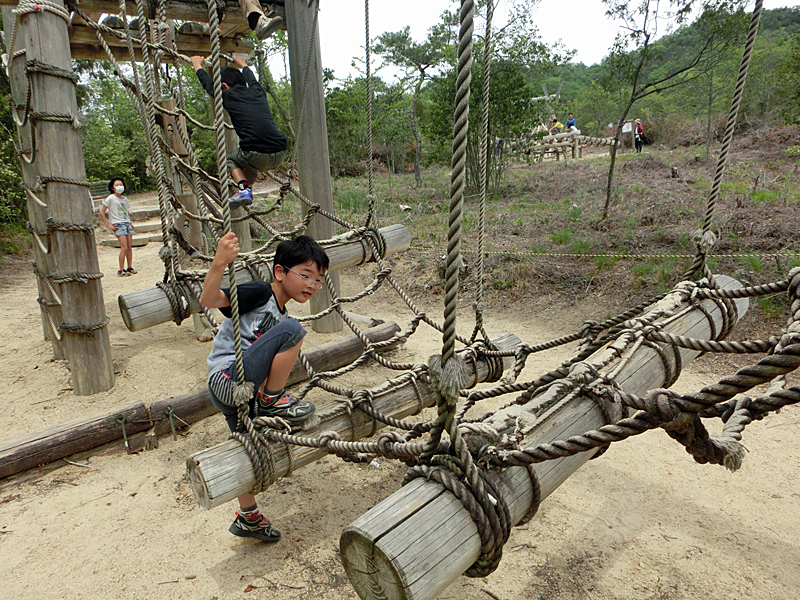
[200,232,329,542]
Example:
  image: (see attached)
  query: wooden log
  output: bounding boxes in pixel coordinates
[286,0,341,333]
[186,333,521,510]
[0,0,249,23]
[7,0,115,394]
[340,276,749,600]
[0,403,151,479]
[3,6,66,359]
[149,321,401,437]
[66,23,253,60]
[118,223,411,331]
[0,322,401,480]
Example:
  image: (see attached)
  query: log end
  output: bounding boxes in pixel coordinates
[118,293,135,332]
[340,525,409,600]
[186,455,212,510]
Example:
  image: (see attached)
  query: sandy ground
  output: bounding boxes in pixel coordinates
[1,224,799,600]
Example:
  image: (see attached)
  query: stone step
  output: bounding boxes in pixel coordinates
[99,233,162,248]
[130,206,161,221]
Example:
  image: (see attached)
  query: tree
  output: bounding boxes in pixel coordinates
[600,0,748,219]
[374,24,451,187]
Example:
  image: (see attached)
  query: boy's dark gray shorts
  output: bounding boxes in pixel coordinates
[226,148,286,183]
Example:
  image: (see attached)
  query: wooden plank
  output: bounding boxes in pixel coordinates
[186,334,521,509]
[117,223,411,331]
[339,276,750,600]
[0,403,150,479]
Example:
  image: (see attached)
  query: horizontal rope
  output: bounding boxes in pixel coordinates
[410,245,800,261]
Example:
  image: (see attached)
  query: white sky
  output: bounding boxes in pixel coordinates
[304,0,796,82]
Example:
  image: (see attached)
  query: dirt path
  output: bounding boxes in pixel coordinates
[1,237,799,600]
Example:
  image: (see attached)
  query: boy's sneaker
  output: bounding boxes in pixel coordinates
[256,391,316,422]
[229,187,253,210]
[255,15,284,40]
[229,513,281,542]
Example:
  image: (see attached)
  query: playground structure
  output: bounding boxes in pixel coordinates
[508,130,617,163]
[3,1,800,600]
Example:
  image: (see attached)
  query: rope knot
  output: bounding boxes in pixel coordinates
[427,354,471,405]
[692,229,718,254]
[376,431,405,457]
[643,388,683,424]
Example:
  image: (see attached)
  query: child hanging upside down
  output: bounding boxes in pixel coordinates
[191,54,287,210]
[200,232,328,542]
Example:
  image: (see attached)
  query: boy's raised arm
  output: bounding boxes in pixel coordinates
[200,232,239,309]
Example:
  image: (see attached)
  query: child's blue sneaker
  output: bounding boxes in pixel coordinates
[229,187,253,210]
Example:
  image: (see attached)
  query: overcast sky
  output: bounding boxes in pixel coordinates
[299,0,795,83]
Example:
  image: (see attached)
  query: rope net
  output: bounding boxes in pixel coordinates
[7,0,800,578]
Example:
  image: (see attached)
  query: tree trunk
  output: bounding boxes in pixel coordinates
[411,72,424,187]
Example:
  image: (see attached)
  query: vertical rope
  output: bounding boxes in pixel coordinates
[471,0,493,344]
[206,0,246,385]
[689,0,763,278]
[443,0,474,366]
[134,0,181,279]
[364,0,376,228]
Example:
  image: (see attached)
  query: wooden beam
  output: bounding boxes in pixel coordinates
[339,276,750,600]
[117,223,411,332]
[66,23,253,60]
[186,333,522,510]
[285,0,342,333]
[0,0,249,24]
[0,403,151,479]
[0,322,402,481]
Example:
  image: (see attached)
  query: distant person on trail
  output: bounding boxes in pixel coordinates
[549,118,564,135]
[99,177,137,277]
[565,112,577,131]
[191,54,287,210]
[635,118,644,153]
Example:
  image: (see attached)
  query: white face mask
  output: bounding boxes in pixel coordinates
[115,185,125,194]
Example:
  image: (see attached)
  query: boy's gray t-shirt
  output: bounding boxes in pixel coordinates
[206,281,287,375]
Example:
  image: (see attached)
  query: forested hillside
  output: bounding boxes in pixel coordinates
[1,4,798,232]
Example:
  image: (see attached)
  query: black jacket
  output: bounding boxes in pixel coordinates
[197,67,287,154]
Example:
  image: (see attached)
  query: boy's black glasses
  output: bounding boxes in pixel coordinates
[285,267,324,289]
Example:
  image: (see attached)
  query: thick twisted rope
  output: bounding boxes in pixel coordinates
[685,0,763,280]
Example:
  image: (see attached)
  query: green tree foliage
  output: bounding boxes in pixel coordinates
[0,12,26,227]
[374,24,450,186]
[325,76,413,176]
[77,62,153,189]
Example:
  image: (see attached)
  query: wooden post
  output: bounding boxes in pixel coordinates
[3,6,66,359]
[4,1,114,394]
[186,333,521,510]
[285,0,342,333]
[340,276,749,600]
[118,223,410,332]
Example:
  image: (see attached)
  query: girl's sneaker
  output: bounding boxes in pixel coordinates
[229,513,281,542]
[117,269,130,277]
[126,267,137,275]
[255,391,315,422]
